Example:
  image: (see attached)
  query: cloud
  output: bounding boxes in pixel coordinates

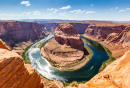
[86,11,95,14]
[115,7,118,9]
[91,4,94,7]
[33,11,41,15]
[53,9,59,13]
[47,8,54,11]
[20,1,31,6]
[60,5,71,10]
[119,8,130,12]
[70,9,86,14]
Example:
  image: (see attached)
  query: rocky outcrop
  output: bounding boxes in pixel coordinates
[0,39,11,50]
[67,50,130,88]
[85,24,126,41]
[107,26,130,48]
[41,23,84,67]
[54,23,84,50]
[0,48,43,88]
[0,21,49,47]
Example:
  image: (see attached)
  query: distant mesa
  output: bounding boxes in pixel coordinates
[41,23,85,67]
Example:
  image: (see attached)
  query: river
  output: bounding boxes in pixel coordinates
[26,34,109,83]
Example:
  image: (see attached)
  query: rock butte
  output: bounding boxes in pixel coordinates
[41,23,85,67]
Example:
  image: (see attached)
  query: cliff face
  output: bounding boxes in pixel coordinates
[0,21,49,47]
[107,26,130,48]
[67,50,130,88]
[54,23,84,50]
[44,23,89,34]
[85,24,126,41]
[0,49,43,88]
[0,39,11,50]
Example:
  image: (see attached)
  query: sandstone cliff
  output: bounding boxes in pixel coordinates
[41,23,85,67]
[44,22,89,34]
[0,48,43,88]
[85,24,126,41]
[0,21,49,47]
[0,39,11,50]
[84,23,130,59]
[54,23,84,50]
[67,50,130,88]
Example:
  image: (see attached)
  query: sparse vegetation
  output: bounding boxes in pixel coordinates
[82,34,116,72]
[22,44,32,64]
[99,45,116,72]
[22,35,48,64]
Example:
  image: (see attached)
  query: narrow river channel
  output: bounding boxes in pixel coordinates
[26,34,109,83]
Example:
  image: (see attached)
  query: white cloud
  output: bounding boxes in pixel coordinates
[70,9,85,14]
[33,11,41,15]
[47,8,54,11]
[86,11,95,14]
[20,1,31,6]
[60,5,71,10]
[91,4,94,7]
[115,7,118,9]
[53,9,59,13]
[119,8,130,12]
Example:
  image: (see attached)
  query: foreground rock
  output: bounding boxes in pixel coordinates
[0,49,44,88]
[67,50,130,88]
[0,39,11,50]
[41,23,85,67]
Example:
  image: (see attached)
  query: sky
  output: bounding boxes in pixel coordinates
[0,0,130,21]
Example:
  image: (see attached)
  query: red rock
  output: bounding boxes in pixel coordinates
[0,21,49,47]
[54,23,84,50]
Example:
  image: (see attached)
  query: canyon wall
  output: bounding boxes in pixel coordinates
[44,22,89,34]
[0,21,49,47]
[0,40,44,88]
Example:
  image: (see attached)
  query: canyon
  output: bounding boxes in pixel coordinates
[0,21,49,55]
[44,21,130,59]
[41,23,85,67]
[0,20,130,88]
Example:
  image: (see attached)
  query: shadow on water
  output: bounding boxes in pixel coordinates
[26,35,109,83]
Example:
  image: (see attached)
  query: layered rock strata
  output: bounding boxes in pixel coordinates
[0,48,44,88]
[0,39,43,88]
[41,23,84,66]
[0,21,49,47]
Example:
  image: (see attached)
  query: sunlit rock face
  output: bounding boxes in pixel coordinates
[0,39,11,50]
[41,23,85,66]
[66,50,130,88]
[54,23,84,50]
[0,40,44,88]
